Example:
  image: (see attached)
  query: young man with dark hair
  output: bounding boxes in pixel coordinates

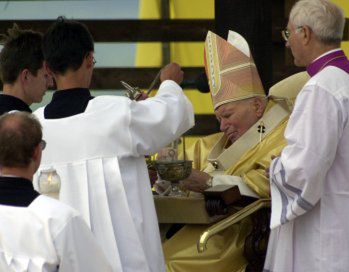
[0,24,52,114]
[0,111,112,271]
[34,17,194,272]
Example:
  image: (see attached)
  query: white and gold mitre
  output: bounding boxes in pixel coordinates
[204,30,266,110]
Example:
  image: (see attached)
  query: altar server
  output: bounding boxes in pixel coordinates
[0,25,52,114]
[34,17,194,272]
[0,112,111,272]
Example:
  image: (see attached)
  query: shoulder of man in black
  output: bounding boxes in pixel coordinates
[0,94,32,115]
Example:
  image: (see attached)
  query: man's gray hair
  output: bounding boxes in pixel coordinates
[290,0,345,45]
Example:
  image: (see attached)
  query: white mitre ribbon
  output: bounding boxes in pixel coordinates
[227,30,250,57]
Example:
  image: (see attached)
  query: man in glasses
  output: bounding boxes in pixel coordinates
[0,25,52,114]
[34,17,194,272]
[264,1,349,271]
[0,111,112,271]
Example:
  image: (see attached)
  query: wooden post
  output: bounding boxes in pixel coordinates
[161,0,171,65]
[215,0,273,91]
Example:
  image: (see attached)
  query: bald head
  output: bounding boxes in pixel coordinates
[0,112,42,167]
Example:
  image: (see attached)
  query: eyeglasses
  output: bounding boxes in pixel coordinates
[281,26,303,42]
[40,139,46,150]
[93,57,97,66]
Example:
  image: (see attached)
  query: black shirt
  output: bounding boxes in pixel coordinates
[44,88,94,119]
[0,94,31,115]
[0,176,39,207]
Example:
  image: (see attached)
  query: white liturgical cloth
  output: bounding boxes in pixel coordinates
[0,195,111,272]
[34,80,194,272]
[265,67,349,272]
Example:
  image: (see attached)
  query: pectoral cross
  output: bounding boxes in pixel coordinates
[257,121,266,142]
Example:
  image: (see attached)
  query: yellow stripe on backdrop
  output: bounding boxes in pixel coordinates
[135,0,215,116]
[333,0,349,55]
[136,0,215,147]
[135,0,349,147]
[136,0,349,71]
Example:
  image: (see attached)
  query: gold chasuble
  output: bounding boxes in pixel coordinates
[163,98,289,272]
[163,30,295,272]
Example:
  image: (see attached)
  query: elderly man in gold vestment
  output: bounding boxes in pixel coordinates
[163,31,305,272]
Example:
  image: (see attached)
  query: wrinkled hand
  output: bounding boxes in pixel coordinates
[160,62,184,85]
[266,155,279,179]
[181,169,211,193]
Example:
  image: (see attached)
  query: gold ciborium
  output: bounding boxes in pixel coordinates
[153,159,192,196]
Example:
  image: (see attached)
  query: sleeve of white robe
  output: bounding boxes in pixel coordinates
[128,80,195,155]
[269,86,344,228]
[54,215,112,272]
[211,175,259,198]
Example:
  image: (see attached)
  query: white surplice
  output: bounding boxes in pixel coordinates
[264,66,349,272]
[0,195,111,272]
[33,80,194,272]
